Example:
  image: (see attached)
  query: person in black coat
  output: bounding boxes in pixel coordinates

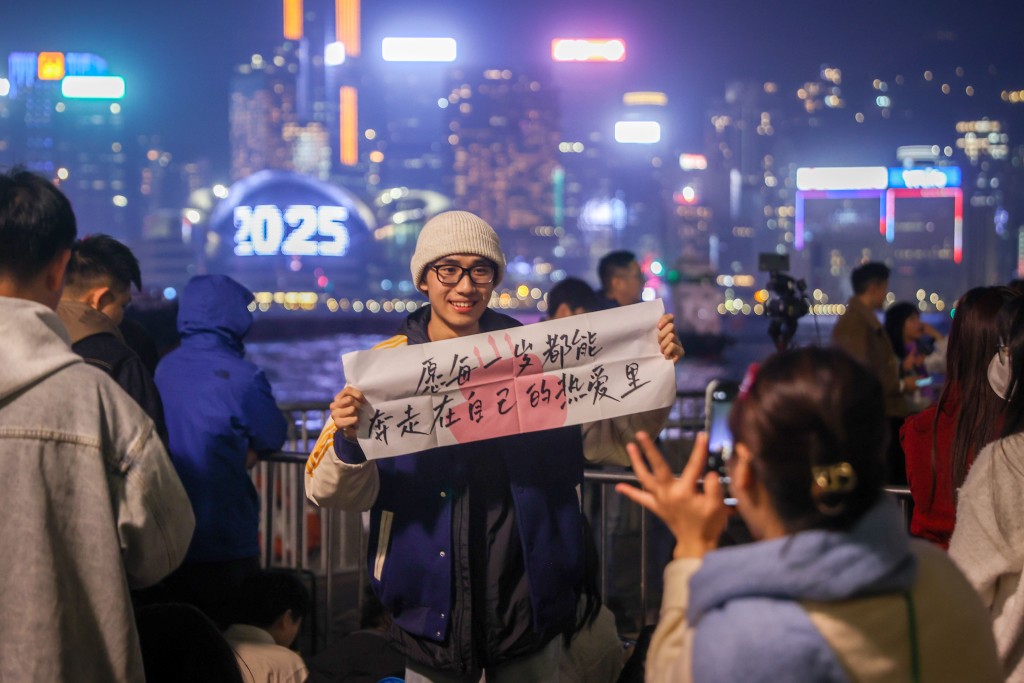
[56,234,167,443]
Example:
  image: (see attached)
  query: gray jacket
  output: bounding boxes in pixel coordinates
[0,296,195,682]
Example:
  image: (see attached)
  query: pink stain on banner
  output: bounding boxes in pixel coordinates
[448,334,568,443]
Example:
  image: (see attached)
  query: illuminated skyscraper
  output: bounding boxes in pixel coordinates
[229,52,300,180]
[1,51,134,238]
[229,0,362,183]
[446,67,561,233]
[358,65,452,195]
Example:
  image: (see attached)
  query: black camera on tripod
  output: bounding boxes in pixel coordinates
[759,253,810,351]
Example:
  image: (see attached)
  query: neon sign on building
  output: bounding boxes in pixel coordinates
[794,166,963,263]
[551,39,626,62]
[233,205,351,256]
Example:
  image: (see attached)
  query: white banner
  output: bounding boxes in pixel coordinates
[342,300,676,459]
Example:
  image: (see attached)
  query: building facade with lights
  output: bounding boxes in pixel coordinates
[1,51,134,239]
[445,67,561,234]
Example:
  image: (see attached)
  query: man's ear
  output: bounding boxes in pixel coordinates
[417,278,428,294]
[86,285,115,313]
[45,248,72,297]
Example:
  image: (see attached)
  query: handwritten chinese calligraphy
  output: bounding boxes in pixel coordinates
[343,300,675,459]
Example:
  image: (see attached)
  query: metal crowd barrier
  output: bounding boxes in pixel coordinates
[255,395,915,650]
[251,402,361,654]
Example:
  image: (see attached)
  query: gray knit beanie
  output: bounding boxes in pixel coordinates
[411,211,506,286]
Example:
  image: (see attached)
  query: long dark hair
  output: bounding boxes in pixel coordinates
[933,287,1013,494]
[998,296,1024,439]
[728,347,886,532]
[884,302,919,360]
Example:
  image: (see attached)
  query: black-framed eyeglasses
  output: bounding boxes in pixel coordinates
[430,263,496,285]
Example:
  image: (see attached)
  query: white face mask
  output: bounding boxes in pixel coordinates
[989,351,1013,399]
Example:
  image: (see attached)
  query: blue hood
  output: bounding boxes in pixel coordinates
[689,498,916,623]
[176,275,254,346]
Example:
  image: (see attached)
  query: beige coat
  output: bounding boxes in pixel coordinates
[950,432,1024,681]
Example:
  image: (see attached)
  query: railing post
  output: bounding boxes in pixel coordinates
[263,463,275,569]
[639,506,648,629]
[599,481,608,602]
[324,507,336,645]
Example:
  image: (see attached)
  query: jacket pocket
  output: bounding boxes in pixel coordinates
[373,509,393,581]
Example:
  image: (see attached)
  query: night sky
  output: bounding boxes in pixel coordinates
[3,0,1023,170]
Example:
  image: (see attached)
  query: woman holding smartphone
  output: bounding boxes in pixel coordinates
[617,347,1000,683]
[884,301,946,411]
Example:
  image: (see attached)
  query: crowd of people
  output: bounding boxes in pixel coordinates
[6,164,1024,682]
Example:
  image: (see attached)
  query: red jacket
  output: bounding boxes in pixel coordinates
[900,397,960,548]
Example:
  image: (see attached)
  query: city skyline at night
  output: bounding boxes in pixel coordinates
[2,0,1024,322]
[3,0,1023,166]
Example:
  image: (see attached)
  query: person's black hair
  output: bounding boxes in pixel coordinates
[850,262,890,295]
[564,515,603,647]
[998,297,1024,440]
[548,277,599,316]
[234,570,311,629]
[930,286,1012,498]
[598,250,637,292]
[1007,279,1024,297]
[729,346,887,532]
[883,301,919,360]
[65,233,142,294]
[135,603,245,683]
[0,167,77,283]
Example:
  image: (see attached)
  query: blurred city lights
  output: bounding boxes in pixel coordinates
[614,121,661,144]
[551,39,626,62]
[37,52,66,80]
[795,166,887,191]
[623,91,667,106]
[283,0,303,40]
[325,41,347,66]
[381,37,457,62]
[0,78,9,97]
[679,153,708,170]
[676,186,697,203]
[61,75,126,99]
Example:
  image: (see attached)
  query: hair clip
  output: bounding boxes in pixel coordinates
[811,462,857,494]
[810,462,857,516]
[738,363,760,401]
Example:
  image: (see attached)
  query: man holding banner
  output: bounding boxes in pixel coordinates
[305,210,682,682]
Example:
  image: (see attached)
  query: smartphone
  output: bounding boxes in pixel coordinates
[914,376,933,388]
[705,379,739,505]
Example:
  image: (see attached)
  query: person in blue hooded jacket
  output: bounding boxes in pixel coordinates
[156,274,288,627]
[617,347,1001,683]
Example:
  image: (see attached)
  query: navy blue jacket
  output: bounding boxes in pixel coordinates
[156,275,287,563]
